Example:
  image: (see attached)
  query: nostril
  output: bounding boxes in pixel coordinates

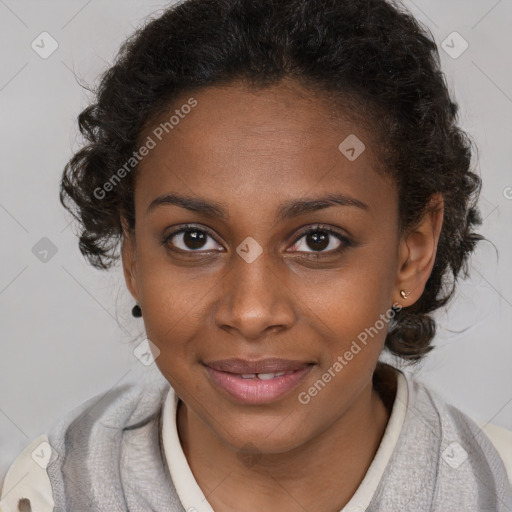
[17,498,32,512]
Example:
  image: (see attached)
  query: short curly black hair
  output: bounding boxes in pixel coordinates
[60,0,485,362]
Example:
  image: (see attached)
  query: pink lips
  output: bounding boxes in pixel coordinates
[204,358,314,404]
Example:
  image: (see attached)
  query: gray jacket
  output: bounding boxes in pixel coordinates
[1,367,511,511]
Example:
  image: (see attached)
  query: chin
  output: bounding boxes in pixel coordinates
[210,409,313,455]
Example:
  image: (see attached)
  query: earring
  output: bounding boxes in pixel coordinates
[132,302,142,318]
[400,289,410,299]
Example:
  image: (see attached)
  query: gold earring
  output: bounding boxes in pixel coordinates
[400,289,410,299]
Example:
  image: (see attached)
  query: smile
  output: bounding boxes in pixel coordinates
[204,364,314,404]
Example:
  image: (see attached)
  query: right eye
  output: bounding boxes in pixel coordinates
[161,224,224,253]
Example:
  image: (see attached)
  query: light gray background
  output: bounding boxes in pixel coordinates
[1,0,511,485]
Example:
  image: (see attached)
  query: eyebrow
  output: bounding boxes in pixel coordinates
[146,192,368,220]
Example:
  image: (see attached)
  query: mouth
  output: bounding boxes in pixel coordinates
[204,357,312,374]
[203,358,314,404]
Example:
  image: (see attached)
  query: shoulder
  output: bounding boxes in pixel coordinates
[0,434,54,512]
[371,370,512,510]
[0,369,170,511]
[403,373,512,499]
[472,417,512,486]
[409,375,512,483]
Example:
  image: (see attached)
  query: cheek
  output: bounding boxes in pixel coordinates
[302,257,394,335]
[134,245,214,366]
[135,228,215,317]
[298,251,396,374]
[140,273,207,352]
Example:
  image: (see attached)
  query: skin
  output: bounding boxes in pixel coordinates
[121,77,444,512]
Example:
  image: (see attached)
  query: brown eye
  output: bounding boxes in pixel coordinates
[304,231,330,251]
[182,230,208,250]
[288,226,351,255]
[163,225,223,253]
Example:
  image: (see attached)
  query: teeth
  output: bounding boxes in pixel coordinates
[257,373,277,380]
[240,371,290,380]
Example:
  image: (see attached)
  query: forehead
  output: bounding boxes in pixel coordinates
[135,79,396,221]
[142,79,371,153]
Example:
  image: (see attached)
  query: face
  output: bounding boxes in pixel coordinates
[121,78,437,454]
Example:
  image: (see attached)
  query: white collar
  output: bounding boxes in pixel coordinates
[162,367,409,512]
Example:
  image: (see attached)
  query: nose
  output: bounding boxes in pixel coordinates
[213,252,296,340]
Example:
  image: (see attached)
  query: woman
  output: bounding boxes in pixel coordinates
[1,0,511,510]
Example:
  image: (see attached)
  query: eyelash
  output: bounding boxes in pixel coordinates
[161,223,352,257]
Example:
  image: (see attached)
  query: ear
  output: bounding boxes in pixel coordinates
[120,217,139,302]
[394,193,444,307]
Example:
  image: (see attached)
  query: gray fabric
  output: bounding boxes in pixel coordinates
[46,370,183,511]
[43,366,512,511]
[368,377,512,511]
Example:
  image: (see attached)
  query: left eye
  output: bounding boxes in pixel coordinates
[289,227,347,253]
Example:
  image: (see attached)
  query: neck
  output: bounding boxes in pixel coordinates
[176,365,394,512]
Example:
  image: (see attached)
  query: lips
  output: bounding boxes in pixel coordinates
[204,357,311,374]
[204,363,314,404]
